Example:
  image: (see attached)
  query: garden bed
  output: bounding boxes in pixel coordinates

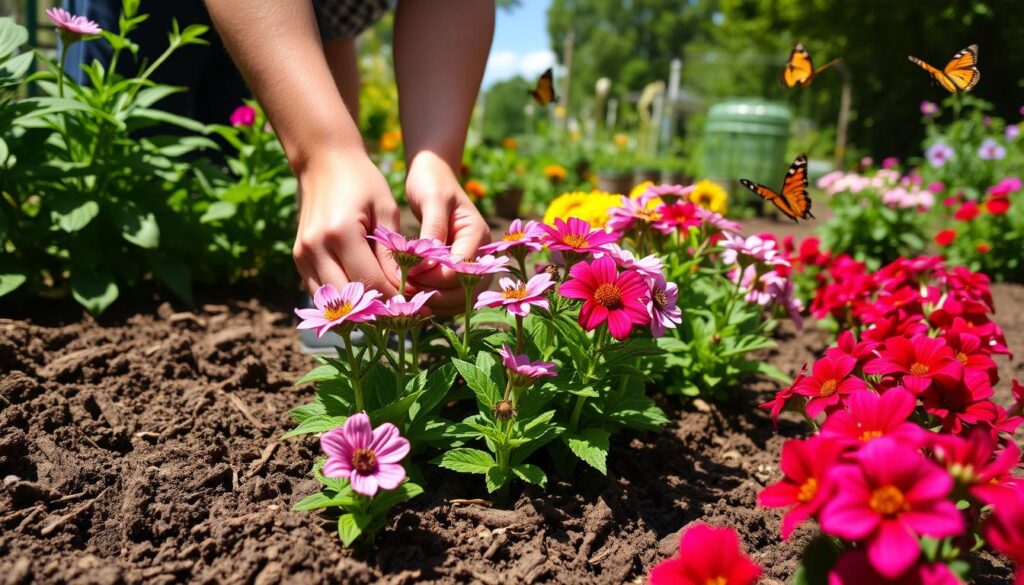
[1,286,1020,584]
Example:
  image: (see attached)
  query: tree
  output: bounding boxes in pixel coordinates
[482,76,532,142]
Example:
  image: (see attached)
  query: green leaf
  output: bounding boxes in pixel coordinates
[295,364,340,386]
[453,359,500,410]
[129,107,209,133]
[435,448,495,474]
[70,270,119,315]
[281,414,347,439]
[120,209,160,248]
[485,466,510,493]
[792,535,842,585]
[369,391,420,428]
[0,51,32,85]
[511,464,547,487]
[337,512,373,547]
[51,198,99,233]
[133,85,185,109]
[293,490,357,511]
[0,18,29,59]
[564,428,610,474]
[368,481,424,513]
[0,272,27,297]
[290,401,326,423]
[200,200,237,223]
[407,363,456,421]
[753,361,792,384]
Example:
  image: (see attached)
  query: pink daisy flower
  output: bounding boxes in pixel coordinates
[696,207,742,233]
[368,225,449,270]
[652,200,702,234]
[474,273,555,317]
[596,243,664,279]
[479,219,546,254]
[720,232,789,267]
[295,283,383,337]
[559,256,650,340]
[378,291,436,330]
[497,344,557,388]
[321,412,410,497]
[440,254,510,277]
[792,354,870,417]
[541,217,619,255]
[863,335,964,394]
[648,274,682,337]
[606,195,662,232]
[46,7,101,37]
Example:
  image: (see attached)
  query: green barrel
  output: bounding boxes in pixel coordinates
[702,99,792,189]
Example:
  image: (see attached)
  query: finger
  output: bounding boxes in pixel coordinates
[449,202,491,261]
[327,229,400,298]
[293,240,324,295]
[312,248,351,291]
[372,206,403,291]
[410,196,454,277]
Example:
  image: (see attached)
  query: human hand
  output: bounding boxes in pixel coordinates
[292,152,403,298]
[404,151,491,315]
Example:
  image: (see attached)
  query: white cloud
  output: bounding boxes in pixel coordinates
[483,49,556,88]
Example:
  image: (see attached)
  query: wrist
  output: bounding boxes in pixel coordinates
[296,146,376,186]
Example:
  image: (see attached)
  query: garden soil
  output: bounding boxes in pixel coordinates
[1,285,1020,584]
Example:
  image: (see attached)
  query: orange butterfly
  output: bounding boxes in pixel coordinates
[908,44,980,93]
[529,68,558,106]
[740,154,814,223]
[781,43,839,88]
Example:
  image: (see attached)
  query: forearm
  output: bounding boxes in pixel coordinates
[394,0,495,170]
[203,0,364,176]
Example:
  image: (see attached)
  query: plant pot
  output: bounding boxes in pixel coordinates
[633,168,661,186]
[494,187,524,219]
[596,171,633,195]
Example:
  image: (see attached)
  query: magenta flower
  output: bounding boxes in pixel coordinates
[474,273,555,317]
[931,429,1022,503]
[982,494,1024,580]
[439,254,510,277]
[920,100,939,117]
[368,226,449,270]
[820,389,924,448]
[295,283,383,337]
[497,344,557,388]
[828,550,962,585]
[479,219,545,254]
[793,354,870,417]
[881,156,900,169]
[864,336,963,394]
[759,436,845,539]
[652,200,702,234]
[649,523,761,585]
[321,412,410,497]
[596,243,664,279]
[559,256,650,340]
[46,7,101,38]
[647,274,682,337]
[230,104,257,127]
[378,291,436,330]
[541,217,618,255]
[820,438,964,579]
[606,195,661,231]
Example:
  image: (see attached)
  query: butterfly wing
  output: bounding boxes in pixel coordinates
[779,154,814,221]
[908,55,958,93]
[782,43,815,87]
[529,68,558,106]
[943,44,980,93]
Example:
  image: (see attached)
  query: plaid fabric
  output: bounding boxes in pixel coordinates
[314,0,391,40]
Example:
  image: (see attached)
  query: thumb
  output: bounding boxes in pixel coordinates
[410,197,453,276]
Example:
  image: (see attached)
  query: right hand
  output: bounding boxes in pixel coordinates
[292,153,402,298]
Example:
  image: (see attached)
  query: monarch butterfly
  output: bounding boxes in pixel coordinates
[529,68,558,106]
[739,154,814,223]
[908,44,980,93]
[781,43,839,88]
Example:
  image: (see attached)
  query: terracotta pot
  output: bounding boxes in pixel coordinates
[494,187,524,219]
[595,171,633,195]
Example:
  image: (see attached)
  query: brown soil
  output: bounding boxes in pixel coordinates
[1,286,1020,585]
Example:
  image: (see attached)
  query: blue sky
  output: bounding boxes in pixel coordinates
[482,0,555,88]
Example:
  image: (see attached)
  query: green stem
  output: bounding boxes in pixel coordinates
[569,394,586,432]
[411,326,421,371]
[396,328,407,394]
[516,315,524,354]
[57,43,68,98]
[341,327,365,412]
[515,253,529,281]
[399,266,409,296]
[462,285,473,357]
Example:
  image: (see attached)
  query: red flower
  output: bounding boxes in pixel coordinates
[793,355,870,417]
[921,375,999,434]
[820,389,924,448]
[985,195,1011,215]
[559,256,650,340]
[863,336,963,394]
[931,429,1022,502]
[977,242,991,254]
[825,330,880,367]
[940,331,998,388]
[954,200,979,221]
[828,550,962,585]
[759,437,845,538]
[934,229,957,247]
[648,523,761,585]
[761,364,804,428]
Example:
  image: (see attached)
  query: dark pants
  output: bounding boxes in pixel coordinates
[63,0,249,125]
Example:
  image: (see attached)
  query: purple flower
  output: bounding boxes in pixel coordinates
[321,412,410,497]
[497,344,557,388]
[978,138,1007,161]
[647,274,682,337]
[46,7,101,38]
[920,101,939,117]
[595,243,664,280]
[230,104,257,127]
[378,291,436,329]
[541,217,619,254]
[439,254,509,276]
[368,226,449,270]
[479,219,545,254]
[1006,124,1020,142]
[295,283,383,337]
[926,142,955,168]
[474,273,555,317]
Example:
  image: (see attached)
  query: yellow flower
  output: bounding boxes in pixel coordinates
[502,137,519,150]
[544,190,620,227]
[544,164,568,182]
[554,106,567,119]
[689,179,728,214]
[613,133,630,148]
[628,181,664,209]
[465,179,487,200]
[380,129,402,152]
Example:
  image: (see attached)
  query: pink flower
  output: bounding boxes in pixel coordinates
[479,219,546,254]
[378,291,436,330]
[828,550,962,585]
[440,254,510,277]
[989,177,1022,197]
[761,364,804,429]
[864,336,963,394]
[648,523,761,585]
[607,195,662,231]
[368,226,449,270]
[759,437,845,539]
[652,201,702,234]
[474,273,555,317]
[793,354,870,417]
[295,283,383,337]
[882,156,900,169]
[696,207,742,233]
[321,412,410,497]
[497,344,557,388]
[230,104,257,127]
[541,217,618,254]
[820,389,924,448]
[824,330,879,367]
[820,438,964,579]
[596,243,664,279]
[720,232,789,267]
[931,429,1022,502]
[983,493,1024,581]
[921,376,999,434]
[559,256,650,340]
[919,101,939,117]
[647,274,682,337]
[954,200,980,221]
[46,7,101,37]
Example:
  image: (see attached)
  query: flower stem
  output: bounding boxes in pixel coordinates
[516,315,524,354]
[515,252,529,280]
[399,266,409,296]
[462,284,473,357]
[396,328,406,394]
[411,325,421,372]
[57,43,69,98]
[341,327,365,412]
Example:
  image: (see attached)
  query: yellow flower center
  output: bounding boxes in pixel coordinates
[798,478,818,503]
[909,362,929,376]
[652,288,668,311]
[594,283,624,310]
[562,233,590,249]
[706,578,728,585]
[351,448,378,474]
[324,301,354,321]
[956,352,968,365]
[637,208,662,222]
[503,231,524,241]
[860,430,883,441]
[503,284,529,300]
[819,379,838,397]
[869,485,906,517]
